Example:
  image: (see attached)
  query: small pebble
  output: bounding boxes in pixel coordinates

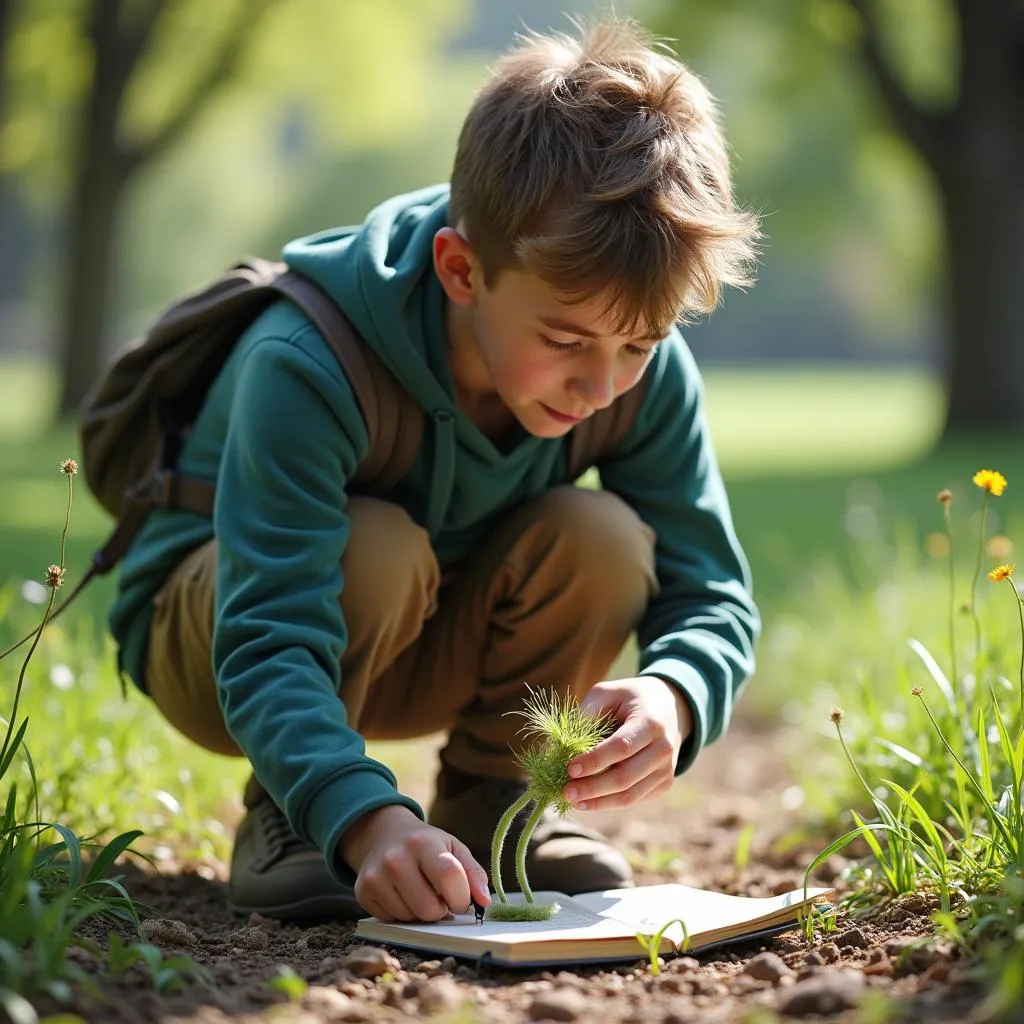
[340,945,399,979]
[418,976,463,1015]
[140,918,195,948]
[742,951,793,984]
[776,969,865,1017]
[236,926,269,951]
[835,926,867,949]
[302,986,352,1015]
[527,986,589,1022]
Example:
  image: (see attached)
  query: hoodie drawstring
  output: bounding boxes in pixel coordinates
[425,409,456,537]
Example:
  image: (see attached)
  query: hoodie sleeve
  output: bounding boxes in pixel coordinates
[597,332,760,775]
[213,327,423,885]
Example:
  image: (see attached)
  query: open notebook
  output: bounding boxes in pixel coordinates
[354,883,834,967]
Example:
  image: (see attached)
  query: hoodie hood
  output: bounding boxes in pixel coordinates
[282,183,458,420]
[281,184,486,536]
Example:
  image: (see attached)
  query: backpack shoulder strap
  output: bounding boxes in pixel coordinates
[567,374,649,480]
[271,270,423,492]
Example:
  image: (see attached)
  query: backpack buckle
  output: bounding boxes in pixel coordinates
[127,469,176,508]
[147,469,177,508]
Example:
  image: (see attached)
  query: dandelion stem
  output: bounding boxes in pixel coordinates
[943,501,958,684]
[0,468,73,766]
[491,791,533,904]
[833,718,876,808]
[59,471,74,569]
[1005,578,1024,730]
[514,798,548,904]
[913,690,1015,851]
[970,495,990,681]
[0,588,56,770]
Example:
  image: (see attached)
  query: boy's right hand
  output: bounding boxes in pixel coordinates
[337,804,491,922]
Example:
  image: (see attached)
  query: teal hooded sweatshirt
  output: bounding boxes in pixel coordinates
[108,184,759,885]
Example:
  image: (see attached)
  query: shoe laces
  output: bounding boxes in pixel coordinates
[258,798,312,861]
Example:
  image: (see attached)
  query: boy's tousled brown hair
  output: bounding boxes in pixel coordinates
[449,17,759,337]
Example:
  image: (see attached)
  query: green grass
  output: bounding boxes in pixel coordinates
[6,357,1024,1011]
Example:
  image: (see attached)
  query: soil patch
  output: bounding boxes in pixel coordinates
[28,723,1004,1024]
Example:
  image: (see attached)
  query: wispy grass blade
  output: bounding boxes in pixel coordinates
[0,719,29,779]
[909,638,958,715]
[977,703,995,804]
[874,737,925,769]
[85,829,144,885]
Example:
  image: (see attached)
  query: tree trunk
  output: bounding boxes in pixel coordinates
[56,0,133,417]
[56,144,128,414]
[940,162,1024,435]
[937,1,1024,437]
[54,0,265,417]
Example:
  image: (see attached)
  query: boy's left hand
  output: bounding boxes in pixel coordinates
[564,678,694,811]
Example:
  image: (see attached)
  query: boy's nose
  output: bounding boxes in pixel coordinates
[573,370,616,410]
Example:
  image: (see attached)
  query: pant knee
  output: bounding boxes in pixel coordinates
[528,486,657,608]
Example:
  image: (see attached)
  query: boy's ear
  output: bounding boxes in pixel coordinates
[433,227,482,306]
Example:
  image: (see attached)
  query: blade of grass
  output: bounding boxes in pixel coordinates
[909,638,959,716]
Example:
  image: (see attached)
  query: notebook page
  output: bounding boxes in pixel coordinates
[575,884,834,942]
[358,892,638,946]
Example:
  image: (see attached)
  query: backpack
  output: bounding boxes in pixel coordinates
[51,257,646,620]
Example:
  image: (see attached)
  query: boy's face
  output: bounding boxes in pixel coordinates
[435,228,663,438]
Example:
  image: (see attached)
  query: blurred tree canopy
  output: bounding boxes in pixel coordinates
[2,0,1020,437]
[0,0,467,414]
[656,0,1024,436]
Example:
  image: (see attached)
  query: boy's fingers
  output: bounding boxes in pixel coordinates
[566,743,661,805]
[571,718,649,778]
[574,770,665,812]
[419,848,473,916]
[447,837,492,909]
[385,851,450,921]
[366,882,416,923]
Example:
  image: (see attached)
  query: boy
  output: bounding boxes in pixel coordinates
[108,17,760,925]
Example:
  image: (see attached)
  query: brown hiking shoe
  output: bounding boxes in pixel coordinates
[427,765,633,895]
[227,775,364,921]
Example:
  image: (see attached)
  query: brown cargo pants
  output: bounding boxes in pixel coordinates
[144,486,658,779]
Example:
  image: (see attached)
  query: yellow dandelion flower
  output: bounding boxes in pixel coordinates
[988,563,1015,583]
[973,470,1007,496]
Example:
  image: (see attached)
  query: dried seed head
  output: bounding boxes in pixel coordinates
[45,564,65,590]
[911,686,923,697]
[60,458,78,476]
[937,489,953,506]
[830,706,845,725]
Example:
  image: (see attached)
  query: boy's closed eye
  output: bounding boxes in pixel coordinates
[538,333,655,359]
